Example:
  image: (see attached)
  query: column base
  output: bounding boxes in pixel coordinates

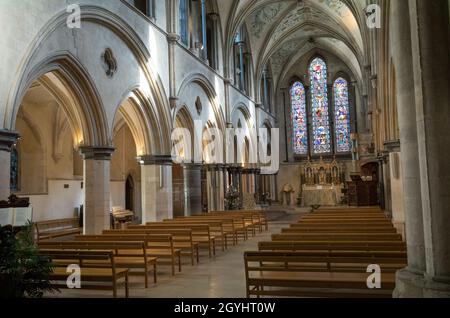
[394,268,450,298]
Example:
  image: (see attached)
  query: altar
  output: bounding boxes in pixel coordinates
[299,157,345,207]
[302,185,341,207]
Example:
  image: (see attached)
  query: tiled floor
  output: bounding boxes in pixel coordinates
[47,211,306,298]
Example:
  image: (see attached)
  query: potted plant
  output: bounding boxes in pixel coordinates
[0,223,57,298]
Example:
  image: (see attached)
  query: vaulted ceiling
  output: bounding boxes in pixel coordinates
[219,0,368,90]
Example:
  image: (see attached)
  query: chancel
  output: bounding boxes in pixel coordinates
[0,0,449,300]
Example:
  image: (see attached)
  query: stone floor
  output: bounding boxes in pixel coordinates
[47,210,307,298]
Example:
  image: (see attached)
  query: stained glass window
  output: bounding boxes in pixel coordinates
[291,81,308,155]
[310,57,331,154]
[333,77,351,153]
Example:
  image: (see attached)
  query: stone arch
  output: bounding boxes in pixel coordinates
[231,103,257,165]
[8,53,108,147]
[112,87,166,156]
[174,105,195,162]
[6,5,172,152]
[177,73,226,133]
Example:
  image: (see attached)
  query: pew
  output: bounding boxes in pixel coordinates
[129,224,216,258]
[281,227,398,234]
[244,251,397,298]
[35,218,81,242]
[39,249,129,298]
[258,241,407,253]
[272,233,403,242]
[74,234,181,276]
[103,229,199,265]
[39,240,157,288]
[162,219,229,250]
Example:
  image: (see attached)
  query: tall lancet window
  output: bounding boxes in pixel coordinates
[333,77,351,153]
[309,57,331,154]
[291,81,308,155]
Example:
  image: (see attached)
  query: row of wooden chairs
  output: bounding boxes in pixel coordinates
[39,210,268,298]
[244,207,407,298]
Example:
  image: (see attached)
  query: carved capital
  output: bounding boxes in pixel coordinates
[79,146,115,160]
[138,155,173,166]
[167,33,181,44]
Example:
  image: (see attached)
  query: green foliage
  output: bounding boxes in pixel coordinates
[224,187,241,210]
[0,223,57,298]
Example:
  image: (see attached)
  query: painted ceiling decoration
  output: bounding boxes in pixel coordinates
[229,0,366,92]
[250,2,284,39]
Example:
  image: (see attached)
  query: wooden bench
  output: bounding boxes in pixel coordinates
[163,219,228,251]
[39,240,157,288]
[244,251,397,298]
[39,249,129,298]
[180,215,251,242]
[272,233,403,242]
[130,224,216,258]
[104,229,199,265]
[210,210,269,232]
[258,241,407,252]
[167,217,238,248]
[298,220,392,225]
[74,234,181,276]
[35,218,81,242]
[249,250,406,272]
[282,227,398,234]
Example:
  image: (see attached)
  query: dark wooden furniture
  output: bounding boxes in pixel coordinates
[347,181,378,206]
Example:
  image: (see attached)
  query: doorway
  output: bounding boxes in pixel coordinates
[125,174,134,212]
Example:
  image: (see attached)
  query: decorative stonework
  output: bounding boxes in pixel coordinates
[250,2,284,39]
[195,97,202,115]
[101,48,117,78]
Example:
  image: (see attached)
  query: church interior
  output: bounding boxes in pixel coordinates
[0,0,449,299]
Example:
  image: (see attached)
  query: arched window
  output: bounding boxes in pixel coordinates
[310,57,331,154]
[291,81,308,155]
[333,77,351,153]
[10,148,19,192]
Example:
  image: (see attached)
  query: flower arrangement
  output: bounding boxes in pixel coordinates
[224,187,241,210]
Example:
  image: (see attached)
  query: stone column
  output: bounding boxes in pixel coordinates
[139,155,173,223]
[167,33,181,109]
[0,130,20,200]
[390,3,426,285]
[183,163,202,216]
[217,165,226,211]
[402,0,450,297]
[80,147,115,235]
